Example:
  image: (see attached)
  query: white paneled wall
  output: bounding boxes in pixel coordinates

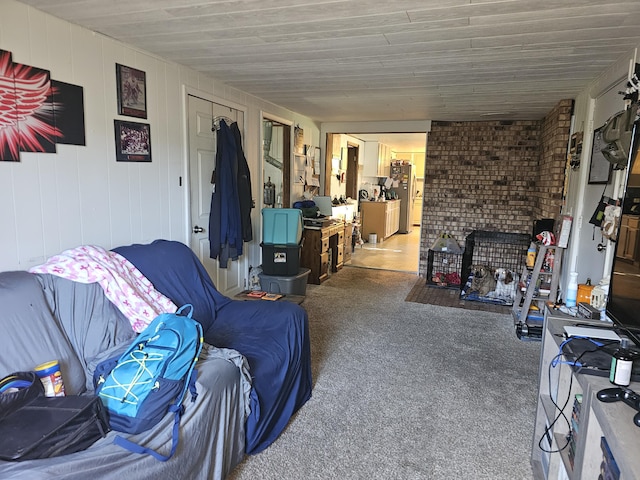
[0,0,319,272]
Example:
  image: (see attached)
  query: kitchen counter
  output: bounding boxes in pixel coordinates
[360,200,401,242]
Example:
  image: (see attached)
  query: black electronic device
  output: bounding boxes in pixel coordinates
[606,119,640,348]
[561,337,640,381]
[577,302,600,319]
[597,387,640,427]
[515,322,542,340]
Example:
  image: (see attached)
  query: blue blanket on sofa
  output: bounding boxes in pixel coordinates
[114,240,312,454]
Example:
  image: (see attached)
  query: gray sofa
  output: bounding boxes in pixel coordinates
[0,270,251,480]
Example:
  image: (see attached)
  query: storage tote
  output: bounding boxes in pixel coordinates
[259,268,311,296]
[262,208,303,245]
[261,243,302,276]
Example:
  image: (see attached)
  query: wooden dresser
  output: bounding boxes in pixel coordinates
[301,221,352,284]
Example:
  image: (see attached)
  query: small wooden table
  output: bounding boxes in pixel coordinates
[234,291,305,305]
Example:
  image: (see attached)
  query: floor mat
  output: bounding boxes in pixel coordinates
[405,278,512,314]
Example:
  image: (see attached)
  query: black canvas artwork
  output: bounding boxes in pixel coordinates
[51,80,86,146]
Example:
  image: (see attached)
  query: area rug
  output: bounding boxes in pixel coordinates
[405,277,512,314]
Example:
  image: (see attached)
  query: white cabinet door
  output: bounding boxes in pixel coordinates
[363,142,379,177]
[377,143,390,176]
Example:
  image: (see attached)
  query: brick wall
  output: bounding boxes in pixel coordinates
[536,99,573,220]
[419,99,572,277]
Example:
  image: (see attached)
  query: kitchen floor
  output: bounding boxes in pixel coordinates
[347,227,420,273]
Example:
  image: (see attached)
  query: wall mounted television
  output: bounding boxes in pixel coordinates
[606,119,640,347]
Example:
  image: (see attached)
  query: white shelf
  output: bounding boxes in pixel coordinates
[531,310,640,480]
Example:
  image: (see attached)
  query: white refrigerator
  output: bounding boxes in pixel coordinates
[389,163,416,234]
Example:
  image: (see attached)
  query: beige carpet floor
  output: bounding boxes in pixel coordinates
[229,266,539,480]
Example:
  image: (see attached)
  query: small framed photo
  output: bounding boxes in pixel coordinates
[114,120,151,162]
[589,126,612,184]
[116,64,147,118]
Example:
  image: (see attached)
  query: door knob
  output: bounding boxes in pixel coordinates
[193,225,205,233]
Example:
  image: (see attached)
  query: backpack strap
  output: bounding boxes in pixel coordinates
[176,303,194,318]
[113,406,183,462]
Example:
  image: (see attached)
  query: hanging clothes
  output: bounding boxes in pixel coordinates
[231,121,253,243]
[209,120,242,268]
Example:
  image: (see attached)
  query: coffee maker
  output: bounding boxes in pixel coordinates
[377,177,387,200]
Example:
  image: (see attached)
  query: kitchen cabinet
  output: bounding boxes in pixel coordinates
[362,141,392,177]
[362,142,379,177]
[617,215,639,263]
[377,143,391,176]
[412,197,423,226]
[360,200,400,241]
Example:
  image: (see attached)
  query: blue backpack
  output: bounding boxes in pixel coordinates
[94,304,203,461]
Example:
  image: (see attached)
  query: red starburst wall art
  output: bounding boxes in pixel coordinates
[0,49,85,162]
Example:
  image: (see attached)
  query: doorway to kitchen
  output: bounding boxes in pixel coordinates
[348,227,421,273]
[338,131,427,275]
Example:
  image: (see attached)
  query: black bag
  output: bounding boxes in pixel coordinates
[0,372,110,461]
[0,371,43,422]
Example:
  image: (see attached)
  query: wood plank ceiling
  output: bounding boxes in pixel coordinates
[18,0,640,122]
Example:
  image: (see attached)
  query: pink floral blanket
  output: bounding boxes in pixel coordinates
[29,245,176,332]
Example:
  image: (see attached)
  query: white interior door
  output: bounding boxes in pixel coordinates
[188,95,246,296]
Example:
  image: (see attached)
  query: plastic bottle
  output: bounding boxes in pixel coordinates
[610,338,634,387]
[565,272,578,308]
[526,242,537,268]
[263,177,275,206]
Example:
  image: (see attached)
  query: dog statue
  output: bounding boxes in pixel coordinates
[468,265,497,296]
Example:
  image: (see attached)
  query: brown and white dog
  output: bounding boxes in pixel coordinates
[491,267,519,301]
[468,265,497,296]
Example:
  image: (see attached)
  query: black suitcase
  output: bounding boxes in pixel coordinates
[0,387,110,461]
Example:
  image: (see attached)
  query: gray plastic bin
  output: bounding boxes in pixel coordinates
[258,268,310,296]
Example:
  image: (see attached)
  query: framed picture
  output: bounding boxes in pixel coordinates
[588,127,612,184]
[116,64,147,118]
[114,120,151,162]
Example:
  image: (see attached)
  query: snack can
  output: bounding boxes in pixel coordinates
[34,360,66,397]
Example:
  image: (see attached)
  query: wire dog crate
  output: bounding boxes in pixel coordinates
[426,249,463,288]
[460,230,531,288]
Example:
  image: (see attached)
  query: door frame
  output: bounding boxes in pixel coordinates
[345,143,359,199]
[320,121,431,275]
[260,111,293,210]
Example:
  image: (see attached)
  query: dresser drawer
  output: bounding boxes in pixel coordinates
[321,236,330,253]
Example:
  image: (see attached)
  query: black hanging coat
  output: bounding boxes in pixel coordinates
[231,122,253,242]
